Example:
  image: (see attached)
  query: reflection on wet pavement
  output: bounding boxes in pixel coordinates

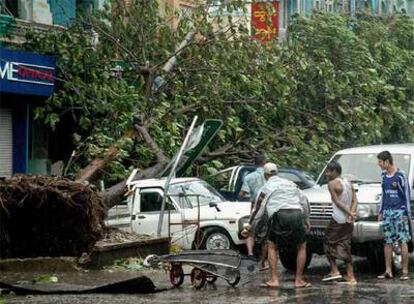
[3,254,414,304]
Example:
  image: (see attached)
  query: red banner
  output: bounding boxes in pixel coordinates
[251,1,279,43]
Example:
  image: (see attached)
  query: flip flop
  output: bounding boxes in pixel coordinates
[296,282,312,289]
[260,282,279,289]
[400,273,409,281]
[377,272,393,279]
[322,274,343,282]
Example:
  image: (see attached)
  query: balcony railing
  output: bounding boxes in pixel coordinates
[0,14,64,44]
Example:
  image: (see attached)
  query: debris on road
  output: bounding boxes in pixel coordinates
[32,275,59,284]
[103,257,145,272]
[96,228,152,246]
[0,276,156,295]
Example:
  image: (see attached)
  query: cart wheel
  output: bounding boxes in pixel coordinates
[170,264,184,287]
[226,269,241,287]
[190,268,207,289]
[205,265,218,284]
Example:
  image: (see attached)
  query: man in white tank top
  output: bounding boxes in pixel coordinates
[322,161,358,284]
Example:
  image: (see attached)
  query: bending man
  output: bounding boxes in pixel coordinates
[252,162,311,288]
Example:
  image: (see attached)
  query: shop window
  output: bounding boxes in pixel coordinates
[0,0,18,17]
[325,0,334,12]
[28,117,50,175]
[31,119,49,159]
[334,0,345,13]
[381,1,388,14]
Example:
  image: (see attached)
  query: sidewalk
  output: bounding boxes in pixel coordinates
[0,237,171,295]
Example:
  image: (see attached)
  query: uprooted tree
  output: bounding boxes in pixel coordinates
[0,176,107,258]
[20,0,414,209]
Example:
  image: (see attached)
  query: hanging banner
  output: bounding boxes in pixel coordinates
[251,1,279,43]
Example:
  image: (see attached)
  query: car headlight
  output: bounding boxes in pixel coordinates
[238,215,250,231]
[357,204,377,220]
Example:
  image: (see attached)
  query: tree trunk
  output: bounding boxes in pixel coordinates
[102,161,168,208]
[76,147,119,184]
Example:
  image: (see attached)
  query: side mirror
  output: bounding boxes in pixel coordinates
[209,202,221,212]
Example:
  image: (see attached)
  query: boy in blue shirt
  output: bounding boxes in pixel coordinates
[377,151,412,280]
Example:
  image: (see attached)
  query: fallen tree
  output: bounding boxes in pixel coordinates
[0,176,106,258]
[23,2,414,211]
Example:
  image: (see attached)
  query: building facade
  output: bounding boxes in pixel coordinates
[278,0,414,37]
[0,0,106,177]
[0,0,201,178]
[0,48,56,177]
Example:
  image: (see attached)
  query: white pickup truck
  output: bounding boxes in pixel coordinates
[302,144,414,273]
[106,177,251,250]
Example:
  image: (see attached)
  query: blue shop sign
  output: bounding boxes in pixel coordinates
[0,48,55,96]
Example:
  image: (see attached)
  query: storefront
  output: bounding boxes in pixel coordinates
[0,47,55,178]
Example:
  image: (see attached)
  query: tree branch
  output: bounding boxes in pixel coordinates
[76,146,119,184]
[85,20,151,75]
[134,124,168,163]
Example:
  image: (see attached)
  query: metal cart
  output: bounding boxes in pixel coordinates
[145,249,242,289]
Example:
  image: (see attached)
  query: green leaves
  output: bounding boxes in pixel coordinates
[23,2,414,184]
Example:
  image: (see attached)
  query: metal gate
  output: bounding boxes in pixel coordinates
[0,108,13,178]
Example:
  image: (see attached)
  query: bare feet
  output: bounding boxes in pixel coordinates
[259,261,269,271]
[344,276,357,285]
[295,280,312,288]
[260,281,279,288]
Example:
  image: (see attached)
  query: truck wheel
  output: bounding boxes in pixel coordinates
[279,246,312,272]
[366,243,398,274]
[201,228,234,250]
[366,243,385,274]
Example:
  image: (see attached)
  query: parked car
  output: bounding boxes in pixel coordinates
[207,165,316,202]
[302,144,414,273]
[106,177,251,250]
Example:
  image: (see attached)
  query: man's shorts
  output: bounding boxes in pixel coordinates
[267,209,306,246]
[382,209,411,244]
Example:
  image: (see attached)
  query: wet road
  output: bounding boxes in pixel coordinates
[3,254,414,304]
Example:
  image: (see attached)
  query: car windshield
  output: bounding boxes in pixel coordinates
[318,153,411,185]
[168,180,225,207]
[303,172,317,185]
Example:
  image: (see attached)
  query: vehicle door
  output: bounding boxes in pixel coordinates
[131,188,195,247]
[208,167,237,201]
[234,165,256,201]
[131,188,180,236]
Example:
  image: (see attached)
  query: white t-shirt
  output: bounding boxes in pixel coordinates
[264,176,303,217]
